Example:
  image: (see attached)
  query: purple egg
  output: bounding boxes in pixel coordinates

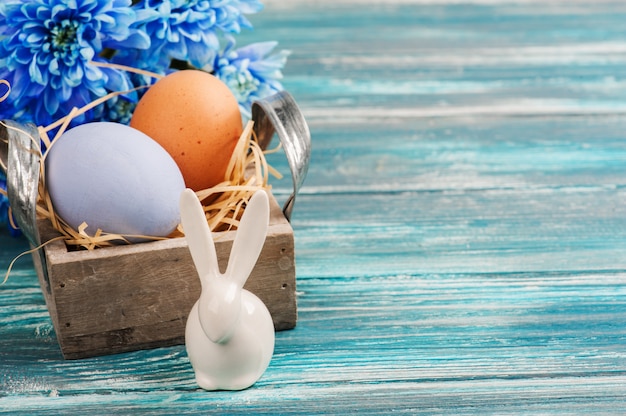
[45,122,185,239]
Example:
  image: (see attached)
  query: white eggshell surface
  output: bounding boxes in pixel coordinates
[45,122,185,239]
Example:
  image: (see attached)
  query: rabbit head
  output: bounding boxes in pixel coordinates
[196,276,242,343]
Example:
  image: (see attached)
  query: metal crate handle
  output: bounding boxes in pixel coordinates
[252,91,311,222]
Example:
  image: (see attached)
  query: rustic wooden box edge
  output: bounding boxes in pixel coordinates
[32,191,298,359]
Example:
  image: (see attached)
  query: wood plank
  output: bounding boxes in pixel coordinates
[1,0,626,413]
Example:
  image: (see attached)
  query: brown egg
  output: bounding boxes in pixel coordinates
[130,70,242,191]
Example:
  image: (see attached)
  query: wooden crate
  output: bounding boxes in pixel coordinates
[31,191,297,359]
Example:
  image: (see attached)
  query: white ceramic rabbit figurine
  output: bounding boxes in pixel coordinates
[179,188,275,391]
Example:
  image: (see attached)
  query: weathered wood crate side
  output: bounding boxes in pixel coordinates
[32,193,297,359]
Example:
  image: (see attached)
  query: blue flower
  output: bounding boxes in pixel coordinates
[129,0,263,70]
[0,0,150,127]
[102,94,136,125]
[210,39,290,118]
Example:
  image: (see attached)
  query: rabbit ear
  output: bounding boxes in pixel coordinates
[225,190,270,287]
[179,188,219,284]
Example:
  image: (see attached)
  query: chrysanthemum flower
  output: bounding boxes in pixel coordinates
[0,0,149,127]
[211,39,290,118]
[130,0,263,69]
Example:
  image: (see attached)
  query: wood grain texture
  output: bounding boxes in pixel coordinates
[1,0,626,413]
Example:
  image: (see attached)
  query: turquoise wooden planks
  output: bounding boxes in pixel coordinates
[2,0,626,414]
[2,267,625,413]
[287,116,626,193]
